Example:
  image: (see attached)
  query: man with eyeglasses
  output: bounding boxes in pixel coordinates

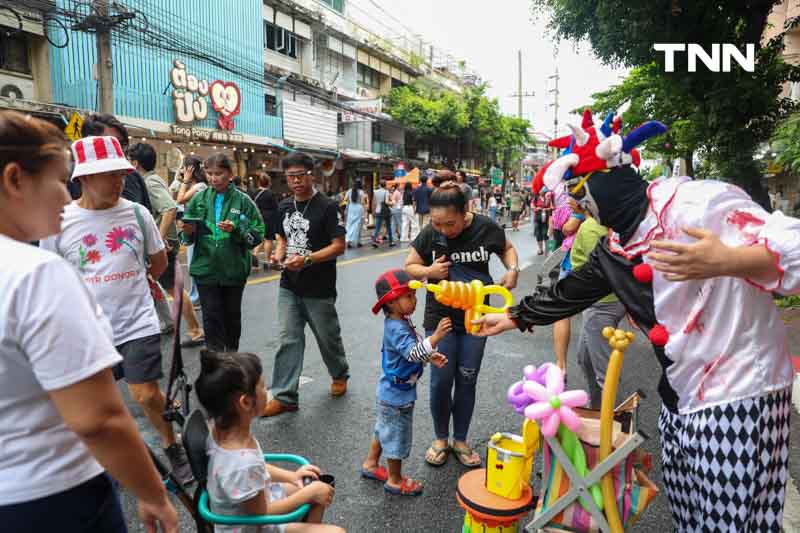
[263,151,350,417]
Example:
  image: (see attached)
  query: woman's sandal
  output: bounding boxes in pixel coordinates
[451,444,482,468]
[383,477,424,496]
[424,444,449,467]
[360,465,389,482]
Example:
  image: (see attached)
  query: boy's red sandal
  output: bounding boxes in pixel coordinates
[360,465,389,482]
[383,477,424,496]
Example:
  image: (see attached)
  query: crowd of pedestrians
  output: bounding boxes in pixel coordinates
[3,106,798,533]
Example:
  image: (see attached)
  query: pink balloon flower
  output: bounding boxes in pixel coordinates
[522,365,588,437]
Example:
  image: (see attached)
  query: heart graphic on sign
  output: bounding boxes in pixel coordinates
[209,80,241,131]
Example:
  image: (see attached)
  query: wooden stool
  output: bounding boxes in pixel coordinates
[457,469,535,533]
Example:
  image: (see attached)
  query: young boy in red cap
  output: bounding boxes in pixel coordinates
[361,269,450,496]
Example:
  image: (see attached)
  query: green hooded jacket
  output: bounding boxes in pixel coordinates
[181,185,264,286]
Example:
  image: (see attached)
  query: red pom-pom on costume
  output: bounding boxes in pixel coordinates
[632,263,653,284]
[649,324,669,347]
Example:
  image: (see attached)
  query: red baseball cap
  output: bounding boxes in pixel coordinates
[372,269,413,314]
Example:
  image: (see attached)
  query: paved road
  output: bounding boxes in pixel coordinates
[120,226,798,532]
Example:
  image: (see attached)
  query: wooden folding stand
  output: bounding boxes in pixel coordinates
[526,329,648,533]
[525,404,647,531]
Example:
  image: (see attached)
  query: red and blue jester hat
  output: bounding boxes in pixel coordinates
[541,109,668,242]
[542,109,667,192]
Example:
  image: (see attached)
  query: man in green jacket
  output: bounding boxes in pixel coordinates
[180,154,264,352]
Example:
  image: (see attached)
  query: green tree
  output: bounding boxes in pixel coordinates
[385,82,530,168]
[533,0,800,207]
[771,112,800,174]
[580,63,704,176]
[384,83,468,163]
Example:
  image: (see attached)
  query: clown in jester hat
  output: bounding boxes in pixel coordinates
[474,110,798,532]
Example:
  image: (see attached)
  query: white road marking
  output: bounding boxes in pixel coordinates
[266,376,313,403]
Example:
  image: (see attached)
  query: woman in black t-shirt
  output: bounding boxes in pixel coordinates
[405,182,520,468]
[251,174,279,267]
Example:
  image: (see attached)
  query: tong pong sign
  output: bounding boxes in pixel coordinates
[170,59,242,131]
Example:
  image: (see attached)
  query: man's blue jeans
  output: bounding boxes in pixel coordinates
[270,288,350,406]
[371,212,393,244]
[427,330,487,442]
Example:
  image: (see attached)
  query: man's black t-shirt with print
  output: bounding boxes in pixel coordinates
[411,213,506,333]
[278,192,345,298]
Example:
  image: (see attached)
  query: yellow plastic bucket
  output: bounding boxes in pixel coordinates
[485,420,539,500]
[486,433,528,499]
[462,512,519,533]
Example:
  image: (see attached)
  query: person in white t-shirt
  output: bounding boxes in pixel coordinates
[41,135,193,485]
[175,155,208,307]
[0,111,177,531]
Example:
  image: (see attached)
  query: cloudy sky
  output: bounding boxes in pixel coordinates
[348,0,626,138]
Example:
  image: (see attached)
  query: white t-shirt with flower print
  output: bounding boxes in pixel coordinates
[41,199,164,345]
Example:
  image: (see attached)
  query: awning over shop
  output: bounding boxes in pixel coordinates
[0,98,70,128]
[289,146,339,160]
[341,148,381,161]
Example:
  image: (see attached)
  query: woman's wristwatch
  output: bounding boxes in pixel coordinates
[508,264,520,274]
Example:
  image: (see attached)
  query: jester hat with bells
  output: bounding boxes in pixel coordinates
[543,109,668,243]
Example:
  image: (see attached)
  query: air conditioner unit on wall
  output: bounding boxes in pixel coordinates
[0,73,34,100]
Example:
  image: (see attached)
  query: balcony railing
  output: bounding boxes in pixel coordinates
[372,141,405,158]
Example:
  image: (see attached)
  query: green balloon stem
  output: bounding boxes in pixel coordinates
[556,424,605,512]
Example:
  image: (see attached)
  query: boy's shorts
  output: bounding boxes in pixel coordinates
[113,333,163,384]
[374,400,414,460]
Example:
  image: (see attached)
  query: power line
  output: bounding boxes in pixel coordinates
[364,0,417,38]
[42,0,383,121]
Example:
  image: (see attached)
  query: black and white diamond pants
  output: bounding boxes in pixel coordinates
[658,388,791,532]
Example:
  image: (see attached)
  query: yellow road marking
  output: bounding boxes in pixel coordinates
[246,248,408,286]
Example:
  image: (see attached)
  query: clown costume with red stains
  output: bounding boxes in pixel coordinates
[473,113,798,532]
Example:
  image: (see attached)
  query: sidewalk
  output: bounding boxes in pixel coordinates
[779,306,800,533]
[780,307,800,412]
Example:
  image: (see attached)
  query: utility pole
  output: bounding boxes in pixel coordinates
[518,50,523,118]
[95,0,113,114]
[509,50,535,188]
[548,66,560,153]
[72,1,137,114]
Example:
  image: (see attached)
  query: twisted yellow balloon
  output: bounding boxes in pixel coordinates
[598,327,635,533]
[408,279,514,334]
